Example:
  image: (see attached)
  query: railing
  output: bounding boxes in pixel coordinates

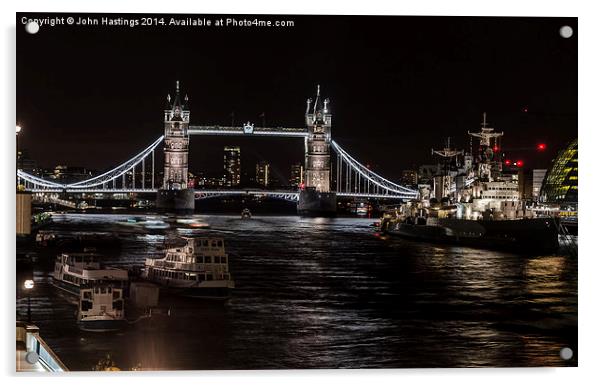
[16,322,68,372]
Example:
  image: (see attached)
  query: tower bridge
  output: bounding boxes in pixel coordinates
[17,82,418,215]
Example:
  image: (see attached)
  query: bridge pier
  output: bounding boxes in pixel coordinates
[297,188,337,217]
[156,189,195,214]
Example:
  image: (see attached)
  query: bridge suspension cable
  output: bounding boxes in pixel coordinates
[17,136,164,191]
[17,135,417,201]
[330,140,418,199]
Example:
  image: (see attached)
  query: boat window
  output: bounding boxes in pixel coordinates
[195,257,203,264]
[83,291,91,300]
[204,256,212,263]
[113,299,123,311]
[202,240,209,247]
[113,290,120,299]
[220,256,227,264]
[206,273,213,281]
[81,300,93,312]
[217,240,223,247]
[211,240,217,247]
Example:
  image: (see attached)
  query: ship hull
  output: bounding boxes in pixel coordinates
[78,318,127,332]
[141,275,234,300]
[385,217,559,253]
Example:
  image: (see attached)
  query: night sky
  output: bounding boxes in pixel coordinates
[16,13,577,183]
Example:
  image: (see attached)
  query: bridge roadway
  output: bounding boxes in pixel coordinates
[29,188,411,201]
[188,125,308,137]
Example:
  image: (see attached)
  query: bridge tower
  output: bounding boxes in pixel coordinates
[298,85,337,216]
[156,81,195,213]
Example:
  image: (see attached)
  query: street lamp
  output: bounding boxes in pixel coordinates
[23,279,34,323]
[16,125,22,189]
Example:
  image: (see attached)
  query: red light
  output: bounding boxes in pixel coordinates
[504,160,511,165]
[299,182,305,190]
[523,107,528,113]
[537,143,547,151]
[493,145,499,152]
[516,160,524,167]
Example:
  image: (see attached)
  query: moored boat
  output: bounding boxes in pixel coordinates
[141,237,235,299]
[52,253,129,296]
[78,285,127,332]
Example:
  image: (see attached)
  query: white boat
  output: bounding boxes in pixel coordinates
[142,237,235,299]
[78,285,127,332]
[52,253,129,296]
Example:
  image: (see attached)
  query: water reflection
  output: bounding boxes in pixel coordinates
[17,213,577,370]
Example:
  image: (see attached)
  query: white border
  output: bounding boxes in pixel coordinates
[2,1,600,384]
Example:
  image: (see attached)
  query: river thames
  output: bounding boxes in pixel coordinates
[16,213,577,370]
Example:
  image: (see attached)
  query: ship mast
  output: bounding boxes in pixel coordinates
[468,112,504,147]
[467,112,504,181]
[432,137,463,160]
[431,137,463,202]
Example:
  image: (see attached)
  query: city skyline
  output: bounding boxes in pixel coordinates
[16,13,577,180]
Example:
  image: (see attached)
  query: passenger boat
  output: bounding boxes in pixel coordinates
[52,253,129,296]
[78,285,127,332]
[142,237,235,299]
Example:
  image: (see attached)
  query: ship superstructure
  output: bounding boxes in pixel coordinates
[382,113,559,252]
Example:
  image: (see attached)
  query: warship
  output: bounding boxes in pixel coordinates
[381,113,559,253]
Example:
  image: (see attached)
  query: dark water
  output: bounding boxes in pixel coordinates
[16,213,578,370]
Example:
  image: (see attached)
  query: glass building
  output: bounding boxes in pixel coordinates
[256,161,270,188]
[289,163,304,187]
[540,139,577,203]
[223,146,241,187]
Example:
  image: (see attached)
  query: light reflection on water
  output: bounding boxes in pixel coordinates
[16,213,577,370]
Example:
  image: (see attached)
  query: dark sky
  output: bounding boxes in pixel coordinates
[16,13,577,182]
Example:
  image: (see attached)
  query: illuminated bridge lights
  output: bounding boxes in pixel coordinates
[17,135,419,201]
